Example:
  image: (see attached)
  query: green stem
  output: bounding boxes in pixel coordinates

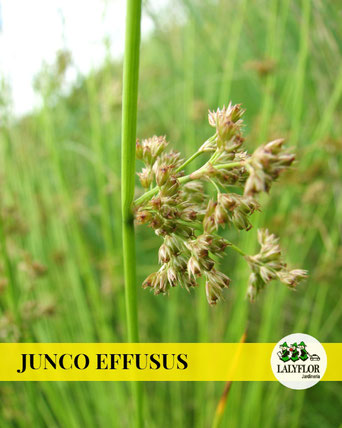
[135,161,244,206]
[227,242,247,257]
[215,161,244,171]
[209,178,221,194]
[175,135,217,173]
[121,0,143,426]
[177,219,202,230]
[175,149,204,172]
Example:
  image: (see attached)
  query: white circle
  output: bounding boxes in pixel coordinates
[270,333,327,390]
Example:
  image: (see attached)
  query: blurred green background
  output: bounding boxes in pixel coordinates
[0,0,342,426]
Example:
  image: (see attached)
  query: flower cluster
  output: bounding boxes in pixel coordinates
[203,194,259,233]
[244,139,295,196]
[136,136,181,189]
[135,102,306,305]
[245,229,308,301]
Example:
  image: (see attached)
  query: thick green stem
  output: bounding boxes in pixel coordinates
[121,0,143,426]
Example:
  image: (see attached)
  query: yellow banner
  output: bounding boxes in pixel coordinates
[0,343,340,381]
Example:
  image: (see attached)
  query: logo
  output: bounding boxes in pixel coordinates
[271,333,327,390]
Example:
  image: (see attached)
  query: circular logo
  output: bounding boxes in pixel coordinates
[270,333,327,390]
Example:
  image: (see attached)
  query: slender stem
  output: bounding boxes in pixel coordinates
[215,161,244,170]
[177,219,202,230]
[135,161,244,206]
[209,178,221,194]
[211,331,247,428]
[121,0,143,426]
[227,242,247,257]
[175,135,217,173]
[134,185,160,206]
[175,149,204,172]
